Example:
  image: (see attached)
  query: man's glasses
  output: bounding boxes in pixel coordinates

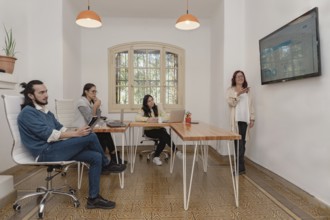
[90,90,97,94]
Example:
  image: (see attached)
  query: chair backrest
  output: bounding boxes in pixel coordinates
[2,95,35,164]
[55,99,75,127]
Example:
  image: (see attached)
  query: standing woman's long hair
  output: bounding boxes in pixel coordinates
[142,94,158,117]
[231,70,248,88]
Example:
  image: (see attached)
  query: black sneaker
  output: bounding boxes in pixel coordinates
[110,152,128,164]
[102,162,126,174]
[86,194,116,209]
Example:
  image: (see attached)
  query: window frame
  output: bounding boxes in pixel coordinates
[108,42,185,113]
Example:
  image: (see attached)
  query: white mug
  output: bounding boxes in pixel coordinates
[158,117,162,123]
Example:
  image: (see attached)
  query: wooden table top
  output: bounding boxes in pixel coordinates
[93,125,129,133]
[170,122,241,141]
[92,121,240,141]
[129,121,171,127]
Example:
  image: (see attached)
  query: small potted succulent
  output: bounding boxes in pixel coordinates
[185,111,192,123]
[0,25,17,74]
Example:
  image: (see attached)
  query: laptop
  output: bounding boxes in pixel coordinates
[106,109,127,127]
[163,109,185,123]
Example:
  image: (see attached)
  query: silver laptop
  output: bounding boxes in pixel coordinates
[107,109,127,127]
[163,109,185,123]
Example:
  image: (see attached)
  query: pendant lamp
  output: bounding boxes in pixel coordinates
[76,0,102,28]
[175,0,200,30]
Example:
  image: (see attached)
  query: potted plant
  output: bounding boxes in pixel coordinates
[0,26,17,74]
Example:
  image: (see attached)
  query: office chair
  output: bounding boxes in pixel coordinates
[55,99,88,189]
[139,129,169,161]
[54,99,75,127]
[2,95,80,219]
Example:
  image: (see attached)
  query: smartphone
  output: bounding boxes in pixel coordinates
[88,116,98,127]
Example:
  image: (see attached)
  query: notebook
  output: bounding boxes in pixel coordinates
[88,116,98,128]
[106,109,127,127]
[163,109,185,123]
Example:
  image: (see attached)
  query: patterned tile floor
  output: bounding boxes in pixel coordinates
[0,146,329,219]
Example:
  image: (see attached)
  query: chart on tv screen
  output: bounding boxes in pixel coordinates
[260,11,318,83]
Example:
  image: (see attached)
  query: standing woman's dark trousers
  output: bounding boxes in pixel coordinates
[96,133,116,153]
[234,121,248,172]
[144,128,176,157]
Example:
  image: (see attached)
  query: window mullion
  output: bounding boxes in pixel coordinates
[160,47,166,109]
[128,47,134,110]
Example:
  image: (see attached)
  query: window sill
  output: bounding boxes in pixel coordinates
[0,73,18,90]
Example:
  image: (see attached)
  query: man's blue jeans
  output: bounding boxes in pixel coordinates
[38,133,109,198]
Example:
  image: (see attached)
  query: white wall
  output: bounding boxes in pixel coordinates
[244,0,330,205]
[0,0,65,171]
[0,0,29,171]
[62,1,82,100]
[209,1,226,152]
[213,0,247,154]
[77,17,212,123]
[26,0,64,108]
[210,2,225,127]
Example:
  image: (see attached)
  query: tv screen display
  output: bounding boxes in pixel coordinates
[259,8,321,85]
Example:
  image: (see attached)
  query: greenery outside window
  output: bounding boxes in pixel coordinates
[108,42,185,112]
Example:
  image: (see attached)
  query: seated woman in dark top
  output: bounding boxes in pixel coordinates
[135,94,182,166]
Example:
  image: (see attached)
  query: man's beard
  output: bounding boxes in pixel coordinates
[34,98,48,106]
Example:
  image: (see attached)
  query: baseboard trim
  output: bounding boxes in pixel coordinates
[0,189,16,209]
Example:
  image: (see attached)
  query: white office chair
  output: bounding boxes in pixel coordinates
[139,129,169,161]
[2,95,80,219]
[54,99,75,127]
[54,99,88,189]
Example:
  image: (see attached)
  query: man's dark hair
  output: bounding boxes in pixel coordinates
[20,80,44,109]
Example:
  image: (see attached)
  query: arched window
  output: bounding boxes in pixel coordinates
[108,42,185,112]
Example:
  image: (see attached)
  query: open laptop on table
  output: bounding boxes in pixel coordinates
[106,109,127,127]
[163,109,185,123]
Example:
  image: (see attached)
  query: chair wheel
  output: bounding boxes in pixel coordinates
[164,158,169,161]
[74,201,80,208]
[38,211,44,218]
[61,172,67,177]
[13,203,21,211]
[69,189,76,195]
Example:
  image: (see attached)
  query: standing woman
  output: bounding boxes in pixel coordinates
[226,70,255,175]
[73,83,126,165]
[135,94,182,166]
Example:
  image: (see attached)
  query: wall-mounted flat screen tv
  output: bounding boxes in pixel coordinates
[259,7,321,85]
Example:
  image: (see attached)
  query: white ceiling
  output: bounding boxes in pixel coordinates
[71,0,221,19]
